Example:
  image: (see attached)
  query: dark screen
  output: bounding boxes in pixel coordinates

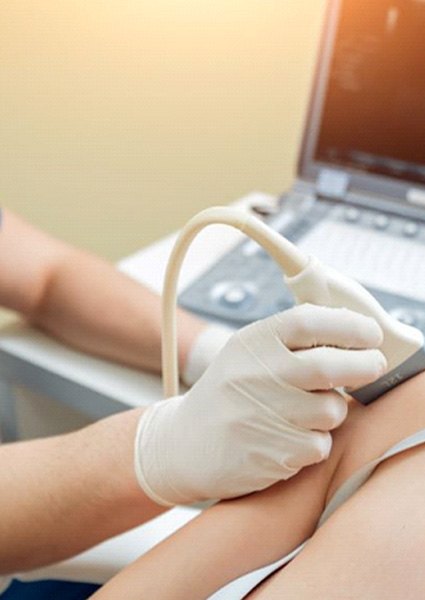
[315,0,425,183]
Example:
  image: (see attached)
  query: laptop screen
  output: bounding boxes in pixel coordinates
[314,0,425,186]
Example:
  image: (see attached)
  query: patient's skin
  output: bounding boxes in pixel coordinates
[93,372,425,600]
[248,371,425,599]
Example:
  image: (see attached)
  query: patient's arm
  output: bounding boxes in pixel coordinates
[93,372,425,600]
[250,441,425,599]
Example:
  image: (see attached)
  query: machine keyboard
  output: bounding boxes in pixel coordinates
[298,220,425,302]
[178,200,425,333]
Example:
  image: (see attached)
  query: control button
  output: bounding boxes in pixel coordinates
[403,221,419,237]
[223,286,248,306]
[210,281,257,309]
[373,214,390,230]
[389,307,416,327]
[344,207,360,222]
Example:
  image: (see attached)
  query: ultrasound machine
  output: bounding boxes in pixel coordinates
[179,0,425,336]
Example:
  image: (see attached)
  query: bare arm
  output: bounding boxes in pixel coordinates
[0,408,167,575]
[0,209,218,574]
[92,463,336,599]
[0,209,204,373]
[93,373,425,599]
[92,441,338,599]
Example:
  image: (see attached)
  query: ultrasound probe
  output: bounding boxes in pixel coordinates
[162,207,425,404]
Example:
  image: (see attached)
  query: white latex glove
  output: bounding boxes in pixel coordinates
[135,304,386,506]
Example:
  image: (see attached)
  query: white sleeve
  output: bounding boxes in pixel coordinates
[181,322,235,386]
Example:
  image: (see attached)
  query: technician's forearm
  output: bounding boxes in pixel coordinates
[0,209,204,374]
[30,249,205,374]
[0,409,164,574]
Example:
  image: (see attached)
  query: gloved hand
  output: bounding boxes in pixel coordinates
[135,304,386,506]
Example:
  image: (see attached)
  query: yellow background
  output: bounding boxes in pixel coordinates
[0,0,326,260]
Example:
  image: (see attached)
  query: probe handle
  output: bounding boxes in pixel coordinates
[285,257,424,373]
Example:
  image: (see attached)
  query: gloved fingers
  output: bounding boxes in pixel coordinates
[282,389,348,431]
[274,304,383,350]
[281,429,333,471]
[284,346,387,391]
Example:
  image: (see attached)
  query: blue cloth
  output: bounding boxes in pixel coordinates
[2,579,101,599]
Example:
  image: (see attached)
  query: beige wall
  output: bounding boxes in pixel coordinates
[0,0,326,260]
